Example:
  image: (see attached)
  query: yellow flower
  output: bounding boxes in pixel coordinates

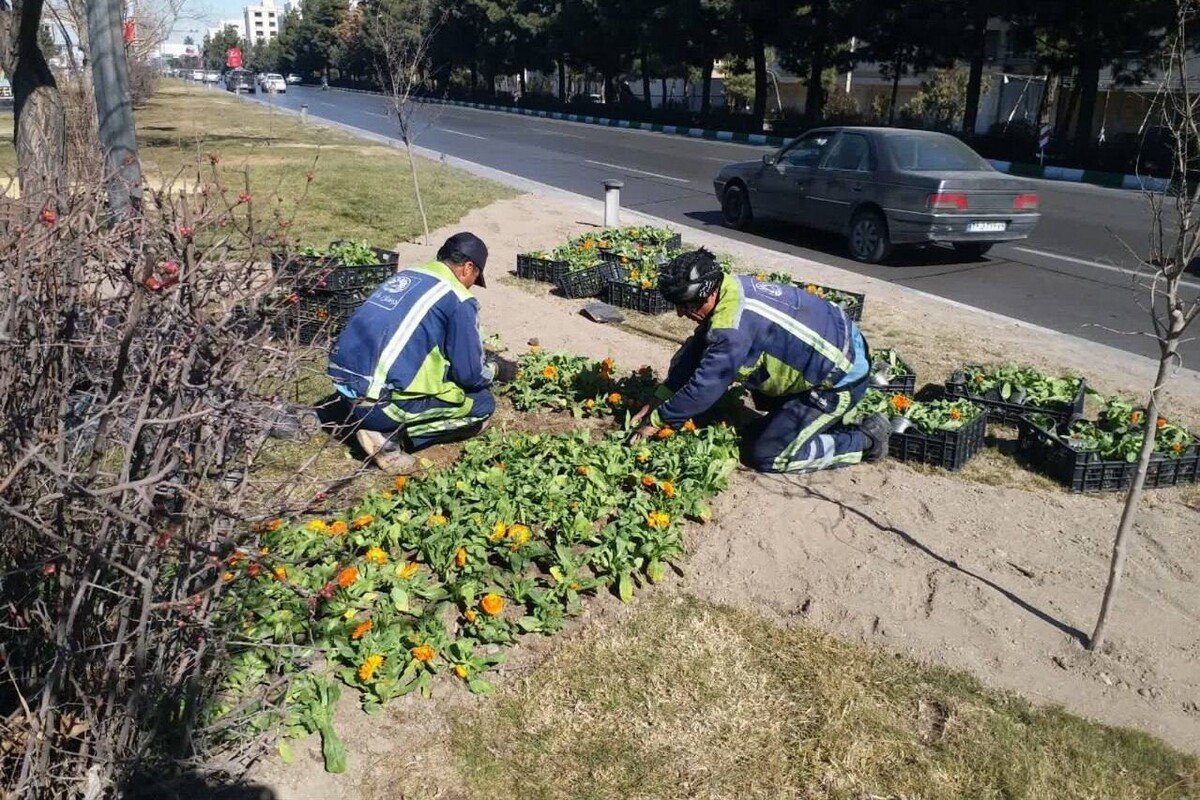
[490,521,508,542]
[630,268,640,280]
[394,475,408,491]
[396,561,420,579]
[222,571,235,583]
[307,519,327,533]
[259,547,270,555]
[358,654,384,682]
[464,609,477,623]
[661,481,676,498]
[273,565,288,581]
[542,365,558,380]
[508,525,531,551]
[641,280,652,289]
[529,345,541,353]
[754,272,766,280]
[585,398,595,409]
[411,644,436,663]
[636,450,650,463]
[380,490,393,500]
[427,513,448,526]
[455,547,468,568]
[646,511,671,530]
[805,284,819,294]
[681,419,697,432]
[344,608,358,620]
[365,546,387,566]
[329,520,349,536]
[481,593,505,616]
[352,514,375,529]
[515,369,525,380]
[455,664,470,680]
[351,619,373,640]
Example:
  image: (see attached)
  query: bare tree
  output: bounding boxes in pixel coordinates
[0,0,67,206]
[125,0,190,63]
[1089,0,1200,652]
[365,0,439,245]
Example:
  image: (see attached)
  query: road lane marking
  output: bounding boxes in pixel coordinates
[1011,246,1200,290]
[440,128,487,140]
[537,130,584,138]
[583,159,690,183]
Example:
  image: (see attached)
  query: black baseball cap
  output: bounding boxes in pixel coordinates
[438,232,489,288]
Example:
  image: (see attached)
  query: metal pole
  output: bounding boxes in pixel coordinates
[603,179,623,227]
[87,0,142,218]
[299,103,308,123]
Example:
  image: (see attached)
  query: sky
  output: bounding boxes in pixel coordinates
[172,0,258,42]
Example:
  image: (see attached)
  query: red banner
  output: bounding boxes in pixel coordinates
[226,47,243,69]
[123,20,135,45]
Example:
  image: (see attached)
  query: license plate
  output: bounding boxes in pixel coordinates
[967,221,1007,233]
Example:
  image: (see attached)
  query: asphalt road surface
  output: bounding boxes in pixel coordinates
[245,85,1200,365]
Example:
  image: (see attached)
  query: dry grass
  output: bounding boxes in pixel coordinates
[0,82,514,245]
[452,593,1200,800]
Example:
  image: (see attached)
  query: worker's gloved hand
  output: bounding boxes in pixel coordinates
[488,355,519,384]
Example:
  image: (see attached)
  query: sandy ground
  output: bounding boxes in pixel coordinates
[257,191,1200,798]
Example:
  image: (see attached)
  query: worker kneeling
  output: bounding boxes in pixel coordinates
[328,232,496,475]
[630,249,890,473]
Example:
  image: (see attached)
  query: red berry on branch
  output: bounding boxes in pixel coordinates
[40,208,57,225]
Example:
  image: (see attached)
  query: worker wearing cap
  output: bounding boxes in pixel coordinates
[629,248,890,473]
[328,232,496,474]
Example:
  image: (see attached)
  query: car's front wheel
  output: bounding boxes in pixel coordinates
[848,210,892,264]
[721,184,752,230]
[952,242,993,261]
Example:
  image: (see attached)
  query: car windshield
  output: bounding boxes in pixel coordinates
[885,134,990,171]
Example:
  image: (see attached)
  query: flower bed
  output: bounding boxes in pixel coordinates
[847,390,986,471]
[870,348,916,395]
[753,271,866,321]
[945,365,1086,426]
[1016,399,1200,492]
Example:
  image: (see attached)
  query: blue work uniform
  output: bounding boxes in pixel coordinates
[651,274,871,473]
[327,260,495,449]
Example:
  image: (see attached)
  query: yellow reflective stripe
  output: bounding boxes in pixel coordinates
[366,281,452,400]
[782,450,862,472]
[410,260,473,301]
[772,390,852,471]
[744,298,852,375]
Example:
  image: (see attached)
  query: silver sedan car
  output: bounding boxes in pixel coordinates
[713,127,1041,263]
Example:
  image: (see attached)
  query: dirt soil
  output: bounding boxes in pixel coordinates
[257,191,1200,798]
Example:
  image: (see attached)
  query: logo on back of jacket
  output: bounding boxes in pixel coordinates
[753,280,783,298]
[368,273,417,311]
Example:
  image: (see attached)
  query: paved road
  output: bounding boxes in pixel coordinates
[248,85,1199,364]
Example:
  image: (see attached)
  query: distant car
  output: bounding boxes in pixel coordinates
[261,73,286,93]
[285,73,302,85]
[224,69,257,94]
[191,69,205,81]
[204,70,221,83]
[569,92,603,105]
[713,126,1042,263]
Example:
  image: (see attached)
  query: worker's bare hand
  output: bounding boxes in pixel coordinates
[626,423,660,445]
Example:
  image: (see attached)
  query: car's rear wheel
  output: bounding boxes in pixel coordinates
[848,210,892,263]
[721,184,752,230]
[952,242,994,260]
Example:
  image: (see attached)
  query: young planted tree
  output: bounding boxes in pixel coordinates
[365,0,438,243]
[1089,0,1200,652]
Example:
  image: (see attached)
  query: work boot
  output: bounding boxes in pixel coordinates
[355,429,418,475]
[858,413,891,463]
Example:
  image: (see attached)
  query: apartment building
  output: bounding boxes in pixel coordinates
[244,0,281,44]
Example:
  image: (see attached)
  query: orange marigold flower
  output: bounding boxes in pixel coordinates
[337,566,359,588]
[455,547,467,568]
[655,427,675,439]
[629,268,641,280]
[1130,411,1144,424]
[576,465,589,476]
[411,644,436,663]
[353,514,375,529]
[949,409,962,421]
[1156,417,1168,430]
[394,475,408,491]
[661,481,676,498]
[890,395,913,412]
[273,565,288,581]
[307,519,328,533]
[227,550,246,566]
[427,513,448,526]
[455,664,470,680]
[248,562,262,578]
[681,419,697,432]
[480,593,505,616]
[221,571,235,582]
[1172,443,1184,454]
[329,521,349,536]
[351,619,373,640]
[641,280,652,289]
[805,284,819,294]
[542,365,558,380]
[464,609,477,623]
[608,392,622,404]
[357,654,384,682]
[396,561,420,579]
[641,474,656,488]
[365,546,387,566]
[601,356,615,372]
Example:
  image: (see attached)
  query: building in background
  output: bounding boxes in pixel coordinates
[207,19,244,41]
[244,0,281,44]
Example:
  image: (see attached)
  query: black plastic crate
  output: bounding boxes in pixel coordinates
[516,253,566,283]
[555,264,606,298]
[275,251,397,292]
[274,291,365,345]
[1015,418,1200,492]
[812,285,866,322]
[605,282,672,315]
[888,411,987,471]
[878,372,917,396]
[945,377,1087,426]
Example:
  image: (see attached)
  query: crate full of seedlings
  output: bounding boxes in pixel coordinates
[274,241,398,292]
[848,389,987,471]
[868,348,916,396]
[753,271,866,322]
[945,365,1086,426]
[1016,399,1200,492]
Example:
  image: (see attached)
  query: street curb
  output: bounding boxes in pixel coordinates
[322,86,1168,193]
[239,90,1198,384]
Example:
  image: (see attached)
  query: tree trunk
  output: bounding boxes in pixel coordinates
[469,61,478,97]
[0,0,67,207]
[661,76,668,110]
[700,58,713,120]
[87,0,142,219]
[751,28,767,129]
[641,52,652,109]
[1059,83,1079,140]
[1072,47,1102,155]
[888,56,903,126]
[962,11,988,137]
[557,58,566,101]
[518,67,526,97]
[804,0,828,121]
[602,71,614,106]
[1089,337,1179,651]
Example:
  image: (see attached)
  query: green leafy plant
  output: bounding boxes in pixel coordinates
[1030,398,1195,461]
[954,365,1083,407]
[298,240,385,266]
[749,271,863,312]
[846,389,982,435]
